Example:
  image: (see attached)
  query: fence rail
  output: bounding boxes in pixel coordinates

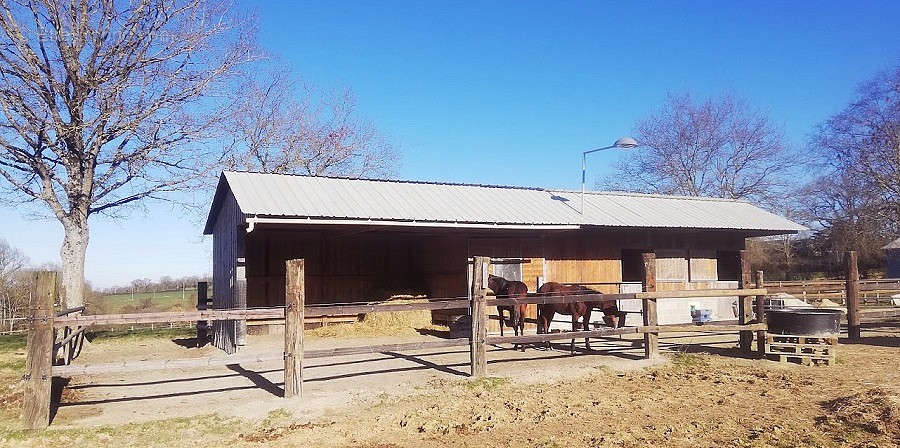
[44,257,768,380]
[30,250,900,429]
[55,289,768,328]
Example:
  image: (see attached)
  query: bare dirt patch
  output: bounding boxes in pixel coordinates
[1,325,899,447]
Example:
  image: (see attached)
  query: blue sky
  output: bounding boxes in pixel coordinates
[2,1,898,288]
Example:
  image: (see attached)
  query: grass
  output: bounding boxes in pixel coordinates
[0,414,239,447]
[465,376,510,390]
[96,289,199,314]
[670,352,710,367]
[0,359,24,372]
[86,327,196,344]
[0,335,26,353]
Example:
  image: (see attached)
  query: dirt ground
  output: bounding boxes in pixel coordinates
[1,322,899,447]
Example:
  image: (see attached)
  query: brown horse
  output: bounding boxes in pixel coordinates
[536,282,619,354]
[488,274,528,351]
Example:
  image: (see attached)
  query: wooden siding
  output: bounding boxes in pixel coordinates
[655,249,688,282]
[230,227,747,334]
[211,191,245,353]
[246,230,427,307]
[543,233,621,294]
[521,257,544,291]
[688,250,718,281]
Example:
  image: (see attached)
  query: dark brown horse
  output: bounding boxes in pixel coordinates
[488,274,528,351]
[536,282,619,354]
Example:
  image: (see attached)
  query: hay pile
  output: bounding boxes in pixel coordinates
[307,297,447,339]
[824,386,900,441]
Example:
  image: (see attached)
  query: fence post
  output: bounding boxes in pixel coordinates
[755,270,766,355]
[738,250,753,353]
[23,271,56,430]
[235,264,248,346]
[845,251,860,340]
[284,259,305,398]
[60,326,70,365]
[470,256,489,377]
[196,282,208,347]
[641,252,658,359]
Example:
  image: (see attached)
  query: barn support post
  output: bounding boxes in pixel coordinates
[196,282,208,347]
[470,256,489,377]
[235,262,248,346]
[23,271,56,430]
[755,270,766,356]
[284,259,305,398]
[738,250,753,353]
[641,252,659,359]
[845,251,860,340]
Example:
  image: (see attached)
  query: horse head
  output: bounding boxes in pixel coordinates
[487,274,507,295]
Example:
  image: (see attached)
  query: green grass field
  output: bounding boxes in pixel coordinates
[95,289,200,314]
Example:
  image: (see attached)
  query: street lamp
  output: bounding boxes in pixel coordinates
[581,137,639,214]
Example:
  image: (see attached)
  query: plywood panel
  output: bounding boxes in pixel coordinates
[543,233,621,294]
[656,249,688,282]
[689,249,718,281]
[521,257,544,292]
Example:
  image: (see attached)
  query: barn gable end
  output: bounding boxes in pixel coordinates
[208,176,247,353]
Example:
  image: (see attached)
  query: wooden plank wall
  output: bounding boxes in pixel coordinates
[240,228,746,333]
[544,233,621,294]
[246,229,425,306]
[211,191,244,354]
[469,237,544,332]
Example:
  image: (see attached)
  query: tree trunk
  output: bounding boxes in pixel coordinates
[60,221,89,309]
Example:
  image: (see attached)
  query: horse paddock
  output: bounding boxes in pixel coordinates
[52,330,668,427]
[5,322,898,448]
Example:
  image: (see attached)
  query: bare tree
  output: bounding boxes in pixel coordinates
[0,1,254,307]
[812,65,900,225]
[0,239,29,321]
[223,66,397,177]
[799,168,897,276]
[604,93,800,207]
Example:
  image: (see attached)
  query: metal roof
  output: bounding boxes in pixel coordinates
[885,238,900,250]
[203,171,806,234]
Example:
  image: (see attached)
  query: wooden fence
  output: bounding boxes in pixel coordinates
[762,251,900,341]
[22,253,772,429]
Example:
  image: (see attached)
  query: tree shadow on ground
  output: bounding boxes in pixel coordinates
[665,341,762,360]
[416,328,453,338]
[173,337,208,348]
[382,351,469,377]
[839,336,900,348]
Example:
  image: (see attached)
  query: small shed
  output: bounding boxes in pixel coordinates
[203,171,805,353]
[885,238,900,278]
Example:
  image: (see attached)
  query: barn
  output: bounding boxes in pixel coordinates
[885,237,900,278]
[203,171,804,352]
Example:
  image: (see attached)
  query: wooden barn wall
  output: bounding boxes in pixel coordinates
[245,229,425,306]
[241,228,747,330]
[211,191,245,353]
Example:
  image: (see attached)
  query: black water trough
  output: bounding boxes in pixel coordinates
[765,308,842,336]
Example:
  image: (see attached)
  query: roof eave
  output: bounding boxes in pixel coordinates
[202,173,229,235]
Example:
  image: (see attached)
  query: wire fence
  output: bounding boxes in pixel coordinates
[0,317,28,335]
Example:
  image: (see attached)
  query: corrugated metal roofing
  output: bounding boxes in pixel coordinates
[203,171,806,234]
[884,238,900,250]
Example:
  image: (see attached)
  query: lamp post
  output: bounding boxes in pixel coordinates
[581,136,639,214]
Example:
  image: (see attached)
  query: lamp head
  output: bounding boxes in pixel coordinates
[613,136,639,148]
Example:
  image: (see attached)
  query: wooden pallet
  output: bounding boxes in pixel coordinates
[774,353,834,366]
[765,334,838,345]
[765,333,837,366]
